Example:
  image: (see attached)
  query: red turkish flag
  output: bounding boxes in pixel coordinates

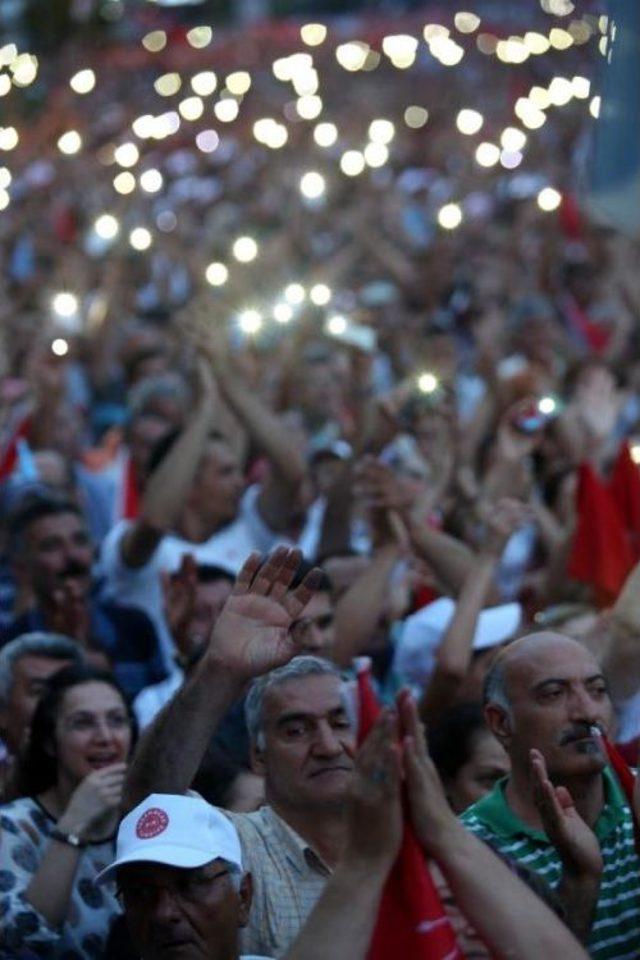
[355,660,464,960]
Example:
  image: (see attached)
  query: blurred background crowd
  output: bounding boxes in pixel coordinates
[0,0,640,954]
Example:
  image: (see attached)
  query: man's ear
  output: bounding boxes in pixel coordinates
[238,872,253,927]
[249,742,266,777]
[484,703,513,751]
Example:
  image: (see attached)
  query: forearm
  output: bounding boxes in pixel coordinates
[25,840,81,928]
[333,545,400,668]
[406,523,475,596]
[283,859,388,960]
[556,872,601,943]
[433,823,589,960]
[124,655,243,811]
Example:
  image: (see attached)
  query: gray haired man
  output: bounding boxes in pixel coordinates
[124,547,356,959]
[0,631,83,796]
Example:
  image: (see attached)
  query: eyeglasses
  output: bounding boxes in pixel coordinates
[118,869,230,908]
[62,712,131,734]
[289,613,334,640]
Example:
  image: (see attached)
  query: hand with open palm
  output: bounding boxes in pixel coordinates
[206,546,322,682]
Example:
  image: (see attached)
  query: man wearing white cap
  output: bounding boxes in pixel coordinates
[98,793,272,960]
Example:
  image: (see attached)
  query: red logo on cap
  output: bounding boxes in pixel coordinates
[136,807,169,839]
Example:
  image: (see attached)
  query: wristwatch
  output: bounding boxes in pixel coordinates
[50,827,86,848]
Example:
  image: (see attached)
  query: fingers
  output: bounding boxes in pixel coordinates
[232,552,263,595]
[396,688,426,753]
[284,567,324,619]
[355,711,401,797]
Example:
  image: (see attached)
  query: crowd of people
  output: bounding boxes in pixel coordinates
[1,1,640,958]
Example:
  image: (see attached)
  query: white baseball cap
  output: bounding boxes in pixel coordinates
[393,597,522,689]
[96,794,243,884]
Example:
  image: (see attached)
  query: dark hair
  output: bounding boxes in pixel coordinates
[290,558,332,594]
[16,664,136,797]
[7,493,84,554]
[428,702,489,782]
[192,742,251,808]
[195,564,236,586]
[146,428,230,477]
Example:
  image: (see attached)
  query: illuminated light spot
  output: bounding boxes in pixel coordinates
[191,71,217,96]
[265,124,288,149]
[382,34,418,61]
[130,228,152,251]
[523,32,550,54]
[361,50,381,71]
[196,129,219,153]
[475,142,500,167]
[335,42,369,72]
[500,150,523,169]
[313,122,338,147]
[51,338,69,357]
[520,106,547,130]
[364,142,389,168]
[296,95,323,120]
[152,112,180,139]
[437,203,463,230]
[541,0,575,13]
[94,214,119,239]
[0,167,11,188]
[0,75,11,96]
[142,30,167,52]
[205,262,228,286]
[417,372,439,394]
[186,26,213,49]
[11,54,38,86]
[132,115,155,138]
[301,23,327,46]
[226,71,251,95]
[326,315,348,336]
[0,188,10,211]
[549,28,574,50]
[292,69,319,97]
[214,99,239,122]
[404,106,429,129]
[300,171,325,199]
[538,397,557,415]
[476,33,498,55]
[155,73,182,97]
[139,169,163,193]
[529,86,551,109]
[285,284,305,305]
[496,38,529,63]
[456,109,484,135]
[253,118,277,143]
[548,77,573,106]
[179,96,204,121]
[0,45,18,68]
[631,445,640,465]
[0,127,19,151]
[238,310,263,334]
[454,12,481,33]
[113,171,136,194]
[52,292,78,318]
[500,127,527,152]
[572,76,591,99]
[273,303,294,324]
[589,95,601,118]
[423,24,450,41]
[340,151,365,177]
[369,119,395,144]
[232,237,258,262]
[69,69,95,94]
[114,142,139,167]
[57,130,81,155]
[157,210,177,232]
[568,19,592,45]
[537,187,562,211]
[310,284,331,306]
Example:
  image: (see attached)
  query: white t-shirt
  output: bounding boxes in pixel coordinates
[133,669,184,729]
[100,485,283,670]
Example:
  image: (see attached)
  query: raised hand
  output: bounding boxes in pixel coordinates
[397,689,457,856]
[478,496,532,557]
[206,546,323,681]
[345,711,403,870]
[58,763,127,840]
[530,749,603,879]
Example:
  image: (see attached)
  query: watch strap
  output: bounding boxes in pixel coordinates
[50,827,86,848]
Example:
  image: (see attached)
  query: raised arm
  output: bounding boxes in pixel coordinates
[400,693,590,960]
[123,546,321,811]
[119,360,216,569]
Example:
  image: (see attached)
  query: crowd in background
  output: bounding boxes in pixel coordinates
[1,3,640,958]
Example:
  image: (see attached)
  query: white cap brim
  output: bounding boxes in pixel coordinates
[96,843,217,885]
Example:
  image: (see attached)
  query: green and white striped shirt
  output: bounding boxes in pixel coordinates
[461,767,640,959]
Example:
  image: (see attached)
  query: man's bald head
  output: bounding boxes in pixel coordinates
[483,631,612,781]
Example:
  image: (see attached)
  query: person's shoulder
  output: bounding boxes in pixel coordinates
[460,779,510,836]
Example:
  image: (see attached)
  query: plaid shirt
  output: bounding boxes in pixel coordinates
[226,805,330,960]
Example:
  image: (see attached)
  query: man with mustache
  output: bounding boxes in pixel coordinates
[462,631,640,957]
[0,493,164,697]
